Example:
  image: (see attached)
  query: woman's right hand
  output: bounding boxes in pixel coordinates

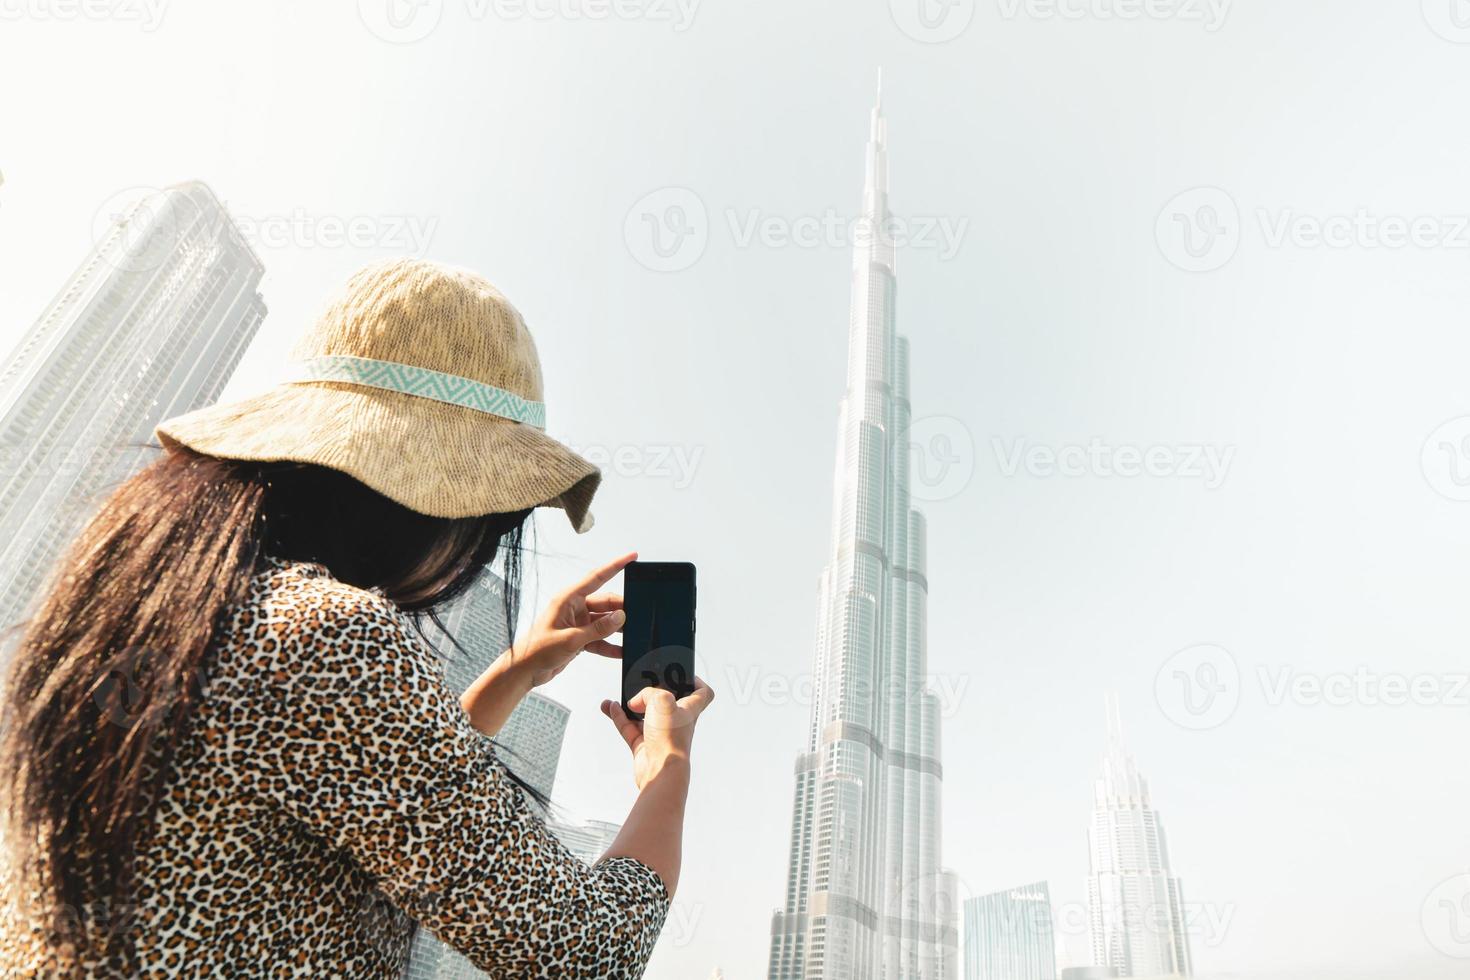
[601,677,714,790]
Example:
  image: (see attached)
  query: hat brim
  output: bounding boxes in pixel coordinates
[154,381,600,532]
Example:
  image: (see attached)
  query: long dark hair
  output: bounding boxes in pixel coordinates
[0,444,536,969]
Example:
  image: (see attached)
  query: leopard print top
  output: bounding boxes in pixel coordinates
[0,554,670,977]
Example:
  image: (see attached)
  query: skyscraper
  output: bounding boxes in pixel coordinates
[768,78,956,980]
[0,182,267,652]
[1085,697,1193,978]
[426,572,571,810]
[408,568,623,980]
[548,817,623,865]
[963,882,1058,980]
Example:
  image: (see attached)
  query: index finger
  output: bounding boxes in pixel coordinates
[567,551,638,598]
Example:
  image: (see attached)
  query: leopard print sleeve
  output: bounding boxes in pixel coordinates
[222,572,671,978]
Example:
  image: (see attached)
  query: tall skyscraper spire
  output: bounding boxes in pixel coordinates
[861,74,892,274]
[1086,699,1194,977]
[1105,690,1124,756]
[768,79,956,980]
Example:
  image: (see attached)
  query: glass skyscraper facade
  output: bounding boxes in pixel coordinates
[495,691,571,810]
[963,882,1057,980]
[407,567,621,980]
[0,182,266,657]
[425,571,571,811]
[547,817,622,865]
[768,82,956,980]
[1085,698,1193,978]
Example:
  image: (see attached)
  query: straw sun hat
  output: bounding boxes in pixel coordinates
[154,257,601,532]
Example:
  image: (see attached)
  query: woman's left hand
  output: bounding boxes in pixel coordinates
[516,551,635,687]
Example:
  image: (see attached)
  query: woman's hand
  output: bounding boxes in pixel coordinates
[516,551,636,687]
[597,677,714,898]
[600,677,715,791]
[460,552,634,736]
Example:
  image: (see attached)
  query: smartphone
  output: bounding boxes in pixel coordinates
[620,561,697,720]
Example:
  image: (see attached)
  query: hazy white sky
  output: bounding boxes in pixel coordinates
[3,2,1469,977]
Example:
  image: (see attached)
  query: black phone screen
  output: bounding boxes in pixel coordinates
[620,561,696,718]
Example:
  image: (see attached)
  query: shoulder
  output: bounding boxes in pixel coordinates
[214,557,439,697]
[208,559,499,817]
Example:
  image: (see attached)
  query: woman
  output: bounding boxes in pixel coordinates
[0,258,713,977]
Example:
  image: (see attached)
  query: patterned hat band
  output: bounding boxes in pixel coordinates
[280,354,546,429]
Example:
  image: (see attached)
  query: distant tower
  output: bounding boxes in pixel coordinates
[0,182,266,655]
[427,572,570,810]
[408,571,623,980]
[1085,697,1193,977]
[768,73,955,979]
[963,882,1058,980]
[548,818,623,865]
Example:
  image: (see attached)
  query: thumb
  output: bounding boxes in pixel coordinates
[576,609,626,647]
[601,698,643,752]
